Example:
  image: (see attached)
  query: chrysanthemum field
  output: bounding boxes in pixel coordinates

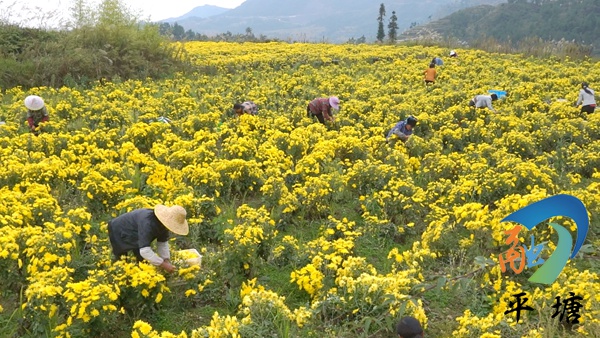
[0,42,599,338]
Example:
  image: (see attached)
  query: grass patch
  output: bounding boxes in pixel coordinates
[258,263,311,309]
[354,229,410,273]
[0,292,22,338]
[149,303,226,334]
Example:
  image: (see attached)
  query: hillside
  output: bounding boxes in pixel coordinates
[401,0,600,54]
[162,0,504,42]
[162,5,229,23]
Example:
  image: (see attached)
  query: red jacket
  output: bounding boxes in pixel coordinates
[308,98,333,121]
[26,106,49,128]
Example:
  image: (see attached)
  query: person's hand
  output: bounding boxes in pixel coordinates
[160,260,175,273]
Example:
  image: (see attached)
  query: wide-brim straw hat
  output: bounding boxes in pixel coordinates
[154,205,189,235]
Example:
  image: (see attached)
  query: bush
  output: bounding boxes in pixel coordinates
[0,0,187,89]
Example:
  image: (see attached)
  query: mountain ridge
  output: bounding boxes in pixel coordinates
[160,0,505,42]
[162,5,229,23]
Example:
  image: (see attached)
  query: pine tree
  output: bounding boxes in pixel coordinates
[388,10,399,43]
[377,3,386,42]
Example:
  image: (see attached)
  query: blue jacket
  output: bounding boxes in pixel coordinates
[388,120,413,138]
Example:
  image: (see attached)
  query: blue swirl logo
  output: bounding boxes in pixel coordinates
[500,194,589,284]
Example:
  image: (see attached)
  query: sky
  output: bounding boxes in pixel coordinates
[0,0,246,27]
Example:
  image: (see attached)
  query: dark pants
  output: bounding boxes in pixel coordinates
[108,221,143,262]
[581,104,596,114]
[307,105,325,124]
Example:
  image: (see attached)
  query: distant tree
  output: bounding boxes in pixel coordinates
[346,35,367,44]
[377,3,386,42]
[185,29,196,40]
[388,10,398,42]
[97,0,134,26]
[172,22,184,40]
[158,22,171,36]
[217,31,233,42]
[69,0,95,28]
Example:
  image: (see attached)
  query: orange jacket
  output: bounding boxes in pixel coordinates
[424,68,436,82]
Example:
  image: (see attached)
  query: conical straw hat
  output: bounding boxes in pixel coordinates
[154,205,189,235]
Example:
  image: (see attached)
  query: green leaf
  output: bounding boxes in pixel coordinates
[363,317,372,333]
[577,244,595,254]
[474,255,494,267]
[436,276,447,290]
[396,301,408,318]
[410,282,429,292]
[450,280,460,292]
